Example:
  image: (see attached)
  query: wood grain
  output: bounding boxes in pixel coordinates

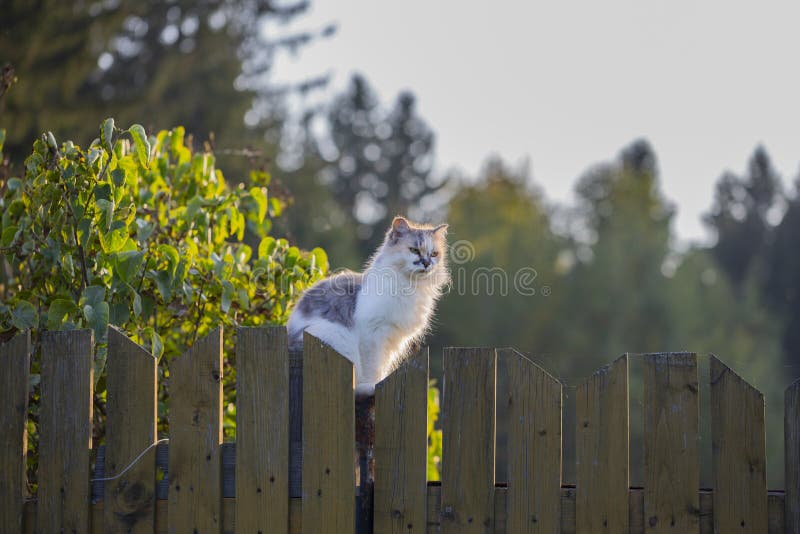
[710,355,768,534]
[0,331,30,533]
[36,329,94,534]
[235,326,290,533]
[301,332,355,533]
[575,354,629,533]
[785,377,800,532]
[374,348,429,533]
[643,353,699,532]
[104,327,158,533]
[441,347,497,533]
[500,348,562,534]
[168,327,223,533]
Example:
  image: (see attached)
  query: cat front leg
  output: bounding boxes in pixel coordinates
[356,334,391,397]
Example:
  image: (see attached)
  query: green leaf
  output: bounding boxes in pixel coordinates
[111,169,126,187]
[113,250,145,283]
[11,300,37,330]
[7,177,21,191]
[129,124,150,168]
[109,301,130,325]
[258,236,276,259]
[250,187,267,223]
[81,286,106,308]
[101,118,115,151]
[47,299,79,330]
[1,226,17,247]
[158,244,179,277]
[311,247,329,273]
[45,131,58,151]
[152,270,172,302]
[98,226,128,253]
[221,280,234,313]
[84,301,109,340]
[132,292,142,318]
[151,330,164,361]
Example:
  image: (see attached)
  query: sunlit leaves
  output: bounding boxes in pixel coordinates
[128,124,150,168]
[1,118,328,443]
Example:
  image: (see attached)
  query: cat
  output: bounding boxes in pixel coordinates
[287,216,449,396]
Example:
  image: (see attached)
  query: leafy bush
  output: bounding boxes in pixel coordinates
[0,120,328,483]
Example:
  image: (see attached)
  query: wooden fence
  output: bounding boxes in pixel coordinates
[1,326,799,533]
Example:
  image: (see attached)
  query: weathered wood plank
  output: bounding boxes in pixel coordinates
[235,326,290,533]
[710,355,768,533]
[785,377,800,532]
[104,326,157,533]
[0,331,30,533]
[575,354,629,533]
[36,329,94,534]
[301,333,355,533]
[374,348,429,533]
[168,327,223,533]
[500,349,562,534]
[441,347,497,533]
[643,353,699,532]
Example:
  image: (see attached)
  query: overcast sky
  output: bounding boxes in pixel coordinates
[270,0,800,243]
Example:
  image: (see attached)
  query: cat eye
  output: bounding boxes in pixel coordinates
[431,251,439,257]
[409,247,420,255]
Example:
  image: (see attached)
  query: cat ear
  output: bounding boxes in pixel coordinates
[433,223,449,234]
[391,216,410,234]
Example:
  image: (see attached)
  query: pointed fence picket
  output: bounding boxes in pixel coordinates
[0,328,797,533]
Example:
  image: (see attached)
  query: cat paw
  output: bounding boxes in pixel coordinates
[355,382,375,397]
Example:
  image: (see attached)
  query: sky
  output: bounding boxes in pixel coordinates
[270,0,800,243]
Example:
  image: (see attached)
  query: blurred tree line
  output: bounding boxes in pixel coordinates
[3,0,799,486]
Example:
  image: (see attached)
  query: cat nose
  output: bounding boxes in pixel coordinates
[420,257,431,268]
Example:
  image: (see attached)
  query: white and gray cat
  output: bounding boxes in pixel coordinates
[287,216,449,396]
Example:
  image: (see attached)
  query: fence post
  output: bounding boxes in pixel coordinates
[575,354,629,533]
[235,326,290,533]
[0,331,30,533]
[711,355,768,533]
[301,332,355,533]
[440,347,497,534]
[374,348,428,533]
[786,377,800,533]
[501,348,562,534]
[643,353,699,532]
[36,329,94,534]
[104,326,158,532]
[168,327,223,533]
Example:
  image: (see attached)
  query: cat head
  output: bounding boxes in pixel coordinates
[379,216,449,279]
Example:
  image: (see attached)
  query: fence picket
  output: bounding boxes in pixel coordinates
[103,326,158,533]
[643,353,699,532]
[500,348,562,534]
[301,333,355,533]
[0,331,30,533]
[441,347,497,534]
[235,326,290,533]
[36,329,94,534]
[168,327,223,533]
[576,354,629,533]
[710,355,768,533]
[787,378,800,533]
[374,348,429,533]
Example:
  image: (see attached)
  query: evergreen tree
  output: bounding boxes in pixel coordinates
[704,146,782,289]
[763,177,800,367]
[0,0,326,167]
[318,75,443,254]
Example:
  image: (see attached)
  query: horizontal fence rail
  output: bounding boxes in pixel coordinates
[0,327,798,533]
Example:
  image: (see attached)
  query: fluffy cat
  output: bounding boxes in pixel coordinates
[287,216,449,396]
